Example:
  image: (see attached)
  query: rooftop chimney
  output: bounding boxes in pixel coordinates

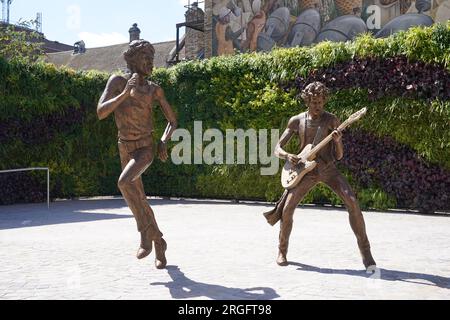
[184,2,205,60]
[73,40,86,54]
[129,23,141,42]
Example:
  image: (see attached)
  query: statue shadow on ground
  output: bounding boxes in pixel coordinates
[289,262,450,290]
[0,199,132,230]
[151,265,280,300]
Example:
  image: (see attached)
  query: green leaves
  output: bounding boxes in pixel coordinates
[0,25,44,62]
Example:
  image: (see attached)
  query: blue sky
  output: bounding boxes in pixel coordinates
[9,0,201,47]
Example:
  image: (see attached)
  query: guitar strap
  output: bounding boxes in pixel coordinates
[312,126,322,147]
[299,112,322,149]
[300,112,325,160]
[298,112,307,153]
[304,114,308,149]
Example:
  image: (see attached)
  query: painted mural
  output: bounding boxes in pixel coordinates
[211,0,450,55]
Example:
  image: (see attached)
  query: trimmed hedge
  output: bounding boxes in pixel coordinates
[0,23,449,212]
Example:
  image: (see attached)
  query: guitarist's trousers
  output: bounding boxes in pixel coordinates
[278,163,372,259]
[117,137,163,240]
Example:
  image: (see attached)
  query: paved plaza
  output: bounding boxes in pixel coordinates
[0,198,449,300]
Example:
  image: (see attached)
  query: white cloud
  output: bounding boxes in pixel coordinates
[66,5,81,31]
[77,32,128,48]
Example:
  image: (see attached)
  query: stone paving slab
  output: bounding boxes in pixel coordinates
[0,198,449,300]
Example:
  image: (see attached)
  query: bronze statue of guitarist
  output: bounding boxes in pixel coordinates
[263,81,376,272]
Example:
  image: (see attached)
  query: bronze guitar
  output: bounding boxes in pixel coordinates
[281,108,367,190]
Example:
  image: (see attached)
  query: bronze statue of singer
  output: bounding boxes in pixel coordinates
[97,40,177,269]
[263,81,376,272]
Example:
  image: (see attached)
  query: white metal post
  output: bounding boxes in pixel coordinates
[47,168,50,209]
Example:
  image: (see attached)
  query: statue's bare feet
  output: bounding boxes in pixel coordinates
[366,265,378,274]
[276,251,288,266]
[136,228,153,260]
[154,238,167,269]
[362,250,377,273]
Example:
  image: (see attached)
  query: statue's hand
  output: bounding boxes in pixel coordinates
[286,154,300,165]
[124,73,139,96]
[157,140,169,162]
[332,129,343,143]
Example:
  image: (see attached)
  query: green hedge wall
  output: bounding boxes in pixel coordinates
[0,23,449,212]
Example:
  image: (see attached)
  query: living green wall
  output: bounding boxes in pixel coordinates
[0,22,449,213]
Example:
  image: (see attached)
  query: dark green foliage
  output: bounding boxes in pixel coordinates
[0,171,46,205]
[342,129,449,212]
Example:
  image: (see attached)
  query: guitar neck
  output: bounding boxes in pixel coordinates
[306,119,351,160]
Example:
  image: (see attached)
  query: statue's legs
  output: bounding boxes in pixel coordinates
[118,141,165,262]
[278,173,318,266]
[322,169,376,270]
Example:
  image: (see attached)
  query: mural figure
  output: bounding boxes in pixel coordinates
[432,0,450,22]
[215,5,247,55]
[242,0,279,51]
[257,6,292,51]
[375,12,434,37]
[211,0,448,55]
[287,8,321,47]
[335,0,363,15]
[315,14,368,42]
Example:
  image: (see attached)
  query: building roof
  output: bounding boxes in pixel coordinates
[42,39,74,53]
[46,40,184,72]
[0,22,74,53]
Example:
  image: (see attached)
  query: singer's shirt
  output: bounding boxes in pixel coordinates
[114,78,156,142]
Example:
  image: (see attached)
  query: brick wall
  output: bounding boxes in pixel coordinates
[204,0,213,58]
[185,4,206,60]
